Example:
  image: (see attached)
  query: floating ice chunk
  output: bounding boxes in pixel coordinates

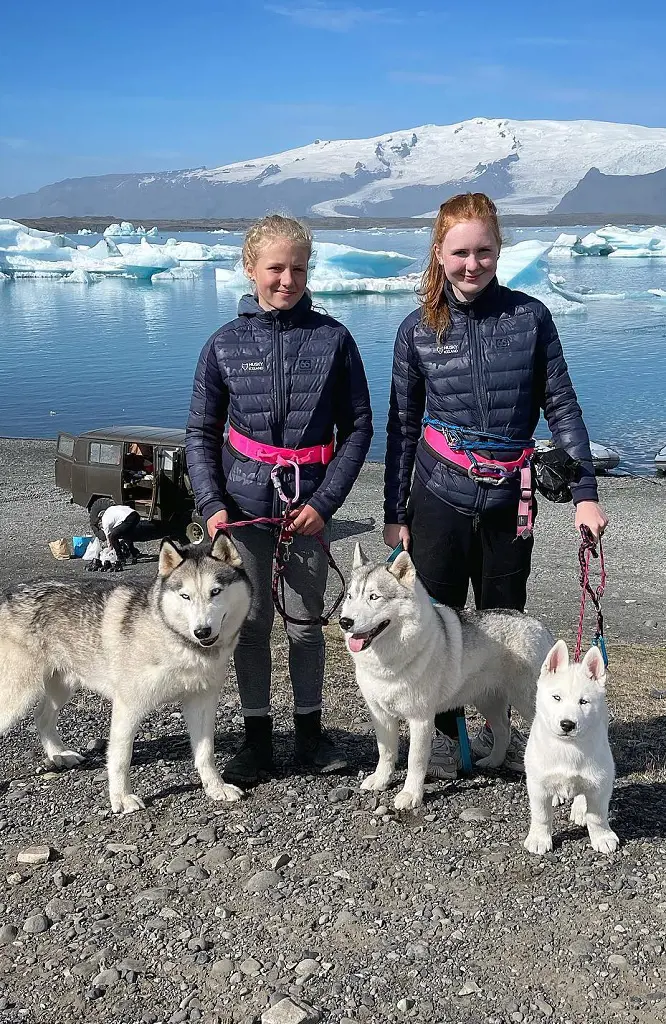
[104,221,157,236]
[152,266,200,282]
[595,225,666,250]
[648,288,666,297]
[146,226,159,237]
[62,269,95,284]
[0,218,68,249]
[77,228,94,235]
[576,233,614,255]
[308,272,420,294]
[158,239,241,261]
[83,237,123,259]
[497,240,550,288]
[312,241,415,278]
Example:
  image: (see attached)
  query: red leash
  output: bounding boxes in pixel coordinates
[573,525,608,667]
[215,506,346,627]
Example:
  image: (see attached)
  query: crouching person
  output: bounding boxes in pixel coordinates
[185,214,373,786]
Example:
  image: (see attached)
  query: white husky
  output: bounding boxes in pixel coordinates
[0,533,252,814]
[339,545,555,810]
[524,639,618,855]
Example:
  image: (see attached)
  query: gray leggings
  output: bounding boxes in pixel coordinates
[231,524,330,716]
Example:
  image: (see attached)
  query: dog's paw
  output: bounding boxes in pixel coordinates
[360,770,392,792]
[207,781,244,803]
[524,831,553,855]
[590,829,619,854]
[393,789,422,811]
[570,794,587,826]
[110,793,146,815]
[50,749,85,770]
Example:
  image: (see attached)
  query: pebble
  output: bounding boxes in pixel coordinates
[245,870,281,893]
[0,925,18,944]
[23,913,50,934]
[116,958,146,974]
[92,968,120,988]
[609,953,629,967]
[17,845,54,865]
[261,997,321,1023]
[295,958,319,976]
[270,853,291,870]
[327,786,353,803]
[165,856,192,874]
[569,937,594,956]
[397,997,415,1012]
[459,806,491,822]
[240,957,262,976]
[458,980,481,995]
[535,999,554,1017]
[6,873,23,886]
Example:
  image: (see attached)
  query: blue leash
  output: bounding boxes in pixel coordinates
[388,543,474,774]
[423,415,534,453]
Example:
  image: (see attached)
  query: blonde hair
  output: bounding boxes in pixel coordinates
[419,193,502,338]
[242,214,313,271]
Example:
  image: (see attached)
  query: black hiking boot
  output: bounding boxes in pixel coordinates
[223,716,274,787]
[294,710,348,774]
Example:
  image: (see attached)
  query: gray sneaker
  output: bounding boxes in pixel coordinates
[471,723,527,774]
[426,730,461,780]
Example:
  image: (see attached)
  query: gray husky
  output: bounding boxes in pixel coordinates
[0,533,252,814]
[340,545,555,810]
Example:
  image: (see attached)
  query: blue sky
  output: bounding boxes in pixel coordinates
[2,0,666,197]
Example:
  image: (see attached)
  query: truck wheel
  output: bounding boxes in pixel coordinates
[89,497,114,532]
[185,520,205,545]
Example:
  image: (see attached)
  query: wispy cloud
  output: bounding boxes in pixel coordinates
[266,2,400,31]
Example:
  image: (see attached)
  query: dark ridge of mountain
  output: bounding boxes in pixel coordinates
[555,166,666,216]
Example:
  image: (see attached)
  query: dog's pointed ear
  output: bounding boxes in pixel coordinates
[352,543,370,570]
[582,644,606,687]
[542,639,569,676]
[211,530,243,568]
[388,550,416,588]
[159,538,185,576]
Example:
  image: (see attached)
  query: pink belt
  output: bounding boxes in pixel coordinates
[228,426,335,466]
[423,424,535,539]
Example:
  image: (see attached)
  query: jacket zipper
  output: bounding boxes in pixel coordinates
[272,315,286,518]
[468,309,490,515]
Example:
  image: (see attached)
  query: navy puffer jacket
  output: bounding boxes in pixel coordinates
[186,293,373,524]
[384,278,598,523]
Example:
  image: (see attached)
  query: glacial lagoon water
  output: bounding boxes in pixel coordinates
[1,226,665,472]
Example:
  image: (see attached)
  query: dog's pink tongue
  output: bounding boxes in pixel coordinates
[348,636,365,654]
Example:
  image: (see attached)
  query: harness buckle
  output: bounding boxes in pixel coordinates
[270,457,301,505]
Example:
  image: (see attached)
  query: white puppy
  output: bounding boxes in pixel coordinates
[524,640,618,855]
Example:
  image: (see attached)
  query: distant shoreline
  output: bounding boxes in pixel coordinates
[20,213,666,234]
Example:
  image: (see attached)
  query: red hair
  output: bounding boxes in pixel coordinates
[419,193,502,337]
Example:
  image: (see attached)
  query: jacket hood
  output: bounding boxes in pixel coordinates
[238,292,312,323]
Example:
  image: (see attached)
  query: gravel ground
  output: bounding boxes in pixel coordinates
[1,440,665,1024]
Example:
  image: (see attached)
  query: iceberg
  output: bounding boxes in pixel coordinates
[103,221,160,237]
[77,227,94,235]
[548,224,666,257]
[497,240,550,288]
[312,241,415,278]
[159,238,241,261]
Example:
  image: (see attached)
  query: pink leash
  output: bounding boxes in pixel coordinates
[573,525,608,667]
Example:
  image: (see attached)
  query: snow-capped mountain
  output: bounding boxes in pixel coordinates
[3,118,666,219]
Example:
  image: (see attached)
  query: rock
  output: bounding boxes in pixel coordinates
[327,786,353,803]
[6,873,23,886]
[52,869,69,888]
[165,856,191,874]
[85,737,106,752]
[270,853,291,870]
[17,845,54,866]
[116,958,146,974]
[294,958,319,976]
[245,870,281,893]
[93,968,120,988]
[0,925,18,944]
[134,887,172,904]
[535,998,554,1017]
[209,958,234,981]
[106,842,138,854]
[240,957,262,976]
[458,980,481,995]
[568,937,594,956]
[261,997,321,1024]
[609,954,629,967]
[45,898,74,921]
[397,998,415,1012]
[203,846,234,869]
[23,913,50,934]
[459,807,491,823]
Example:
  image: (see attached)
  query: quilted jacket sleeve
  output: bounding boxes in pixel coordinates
[185,333,230,524]
[536,308,598,504]
[307,330,373,523]
[383,317,426,524]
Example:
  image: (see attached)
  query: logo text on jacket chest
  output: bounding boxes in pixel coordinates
[241,360,266,372]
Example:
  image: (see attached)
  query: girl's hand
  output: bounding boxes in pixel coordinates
[574,501,608,541]
[285,505,326,536]
[207,510,229,539]
[383,524,411,550]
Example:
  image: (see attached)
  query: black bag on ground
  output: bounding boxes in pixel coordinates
[532,447,582,503]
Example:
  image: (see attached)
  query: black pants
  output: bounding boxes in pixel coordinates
[407,476,534,738]
[107,511,141,559]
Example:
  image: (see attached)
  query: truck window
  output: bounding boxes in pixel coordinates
[57,435,75,456]
[89,441,121,466]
